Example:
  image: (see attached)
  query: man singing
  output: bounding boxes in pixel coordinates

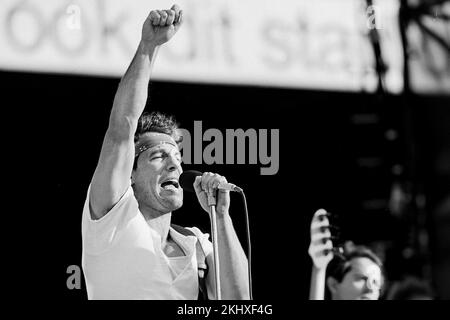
[81,4,249,300]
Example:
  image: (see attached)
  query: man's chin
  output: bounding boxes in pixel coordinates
[163,197,183,212]
[171,200,183,211]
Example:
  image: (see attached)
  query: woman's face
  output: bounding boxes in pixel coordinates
[330,257,382,300]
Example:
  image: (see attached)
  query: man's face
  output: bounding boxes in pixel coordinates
[331,257,382,300]
[132,140,183,215]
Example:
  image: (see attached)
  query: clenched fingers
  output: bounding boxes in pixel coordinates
[199,172,228,195]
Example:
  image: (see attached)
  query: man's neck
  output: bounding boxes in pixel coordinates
[140,205,172,245]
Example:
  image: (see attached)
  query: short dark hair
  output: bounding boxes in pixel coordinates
[327,244,384,283]
[133,111,183,169]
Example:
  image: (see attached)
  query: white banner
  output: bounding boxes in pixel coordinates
[0,0,408,92]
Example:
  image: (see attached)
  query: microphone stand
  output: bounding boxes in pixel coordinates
[207,191,221,300]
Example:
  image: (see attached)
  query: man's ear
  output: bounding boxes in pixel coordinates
[327,277,339,296]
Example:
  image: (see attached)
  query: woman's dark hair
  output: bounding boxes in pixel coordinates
[133,111,183,169]
[327,245,384,283]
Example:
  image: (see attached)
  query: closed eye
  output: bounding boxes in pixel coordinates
[149,149,181,163]
[353,274,367,281]
[149,152,164,160]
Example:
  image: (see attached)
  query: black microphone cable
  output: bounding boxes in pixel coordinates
[235,188,253,300]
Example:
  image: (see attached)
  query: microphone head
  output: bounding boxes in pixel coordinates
[179,170,202,193]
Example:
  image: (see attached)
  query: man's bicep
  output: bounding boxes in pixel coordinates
[89,132,135,220]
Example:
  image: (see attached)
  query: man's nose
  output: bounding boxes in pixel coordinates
[167,155,181,172]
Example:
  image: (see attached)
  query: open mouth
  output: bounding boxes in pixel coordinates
[160,179,180,190]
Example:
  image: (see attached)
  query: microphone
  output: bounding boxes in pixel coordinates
[179,170,242,193]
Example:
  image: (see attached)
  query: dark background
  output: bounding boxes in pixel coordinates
[3,70,449,301]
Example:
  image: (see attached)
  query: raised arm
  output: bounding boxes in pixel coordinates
[89,5,183,219]
[308,209,334,300]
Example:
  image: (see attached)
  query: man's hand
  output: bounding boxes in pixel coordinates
[308,209,334,270]
[141,4,183,47]
[193,172,231,217]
